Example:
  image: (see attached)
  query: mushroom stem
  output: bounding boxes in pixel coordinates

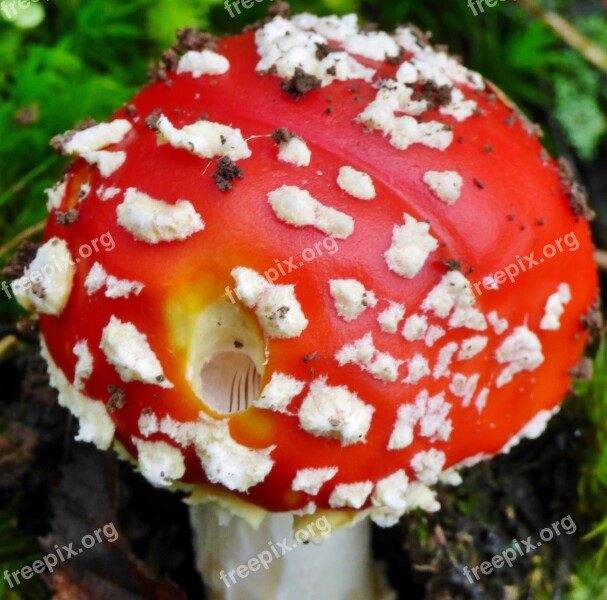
[189,505,395,600]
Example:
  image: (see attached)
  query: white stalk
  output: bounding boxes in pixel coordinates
[190,505,396,600]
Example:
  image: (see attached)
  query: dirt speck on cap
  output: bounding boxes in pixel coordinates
[55,209,79,227]
[145,108,162,130]
[280,68,322,100]
[107,386,126,412]
[414,80,453,110]
[271,127,295,145]
[213,157,244,192]
[315,43,335,60]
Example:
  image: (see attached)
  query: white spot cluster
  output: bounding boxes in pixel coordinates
[377,302,405,333]
[105,276,145,299]
[343,30,400,61]
[540,283,571,331]
[402,314,428,341]
[231,267,308,339]
[292,467,338,495]
[370,470,410,526]
[151,414,275,493]
[329,278,377,321]
[410,448,447,485]
[402,354,430,384]
[475,388,490,413]
[100,316,174,388]
[256,15,375,86]
[336,332,403,382]
[329,481,373,509]
[41,340,115,450]
[133,438,186,487]
[439,88,478,121]
[370,76,421,113]
[358,89,454,152]
[348,25,482,149]
[449,305,487,331]
[277,136,312,167]
[291,13,359,41]
[298,377,375,446]
[84,262,144,298]
[82,150,126,178]
[337,166,376,200]
[73,340,94,392]
[405,482,441,512]
[45,179,66,211]
[439,468,463,487]
[457,336,488,360]
[254,372,305,412]
[62,120,132,155]
[433,342,459,379]
[422,271,487,331]
[388,390,452,450]
[12,238,75,316]
[449,373,480,407]
[156,114,252,160]
[117,188,204,244]
[177,49,230,77]
[495,326,544,388]
[98,186,121,201]
[487,311,509,335]
[84,262,107,295]
[268,185,354,239]
[393,27,426,54]
[385,213,438,279]
[138,411,159,437]
[425,325,446,347]
[423,170,464,205]
[256,12,483,161]
[395,62,418,84]
[411,47,484,91]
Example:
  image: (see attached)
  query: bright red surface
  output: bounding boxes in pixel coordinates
[41,31,598,512]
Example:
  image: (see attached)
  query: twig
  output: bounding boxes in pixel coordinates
[0,336,17,361]
[595,249,607,272]
[0,155,61,208]
[517,0,607,75]
[0,220,46,259]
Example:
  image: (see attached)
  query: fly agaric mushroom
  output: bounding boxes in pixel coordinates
[18,6,599,599]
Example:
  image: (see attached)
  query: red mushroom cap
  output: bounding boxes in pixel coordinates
[23,12,598,525]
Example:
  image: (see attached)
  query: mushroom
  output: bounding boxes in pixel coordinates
[19,6,599,600]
